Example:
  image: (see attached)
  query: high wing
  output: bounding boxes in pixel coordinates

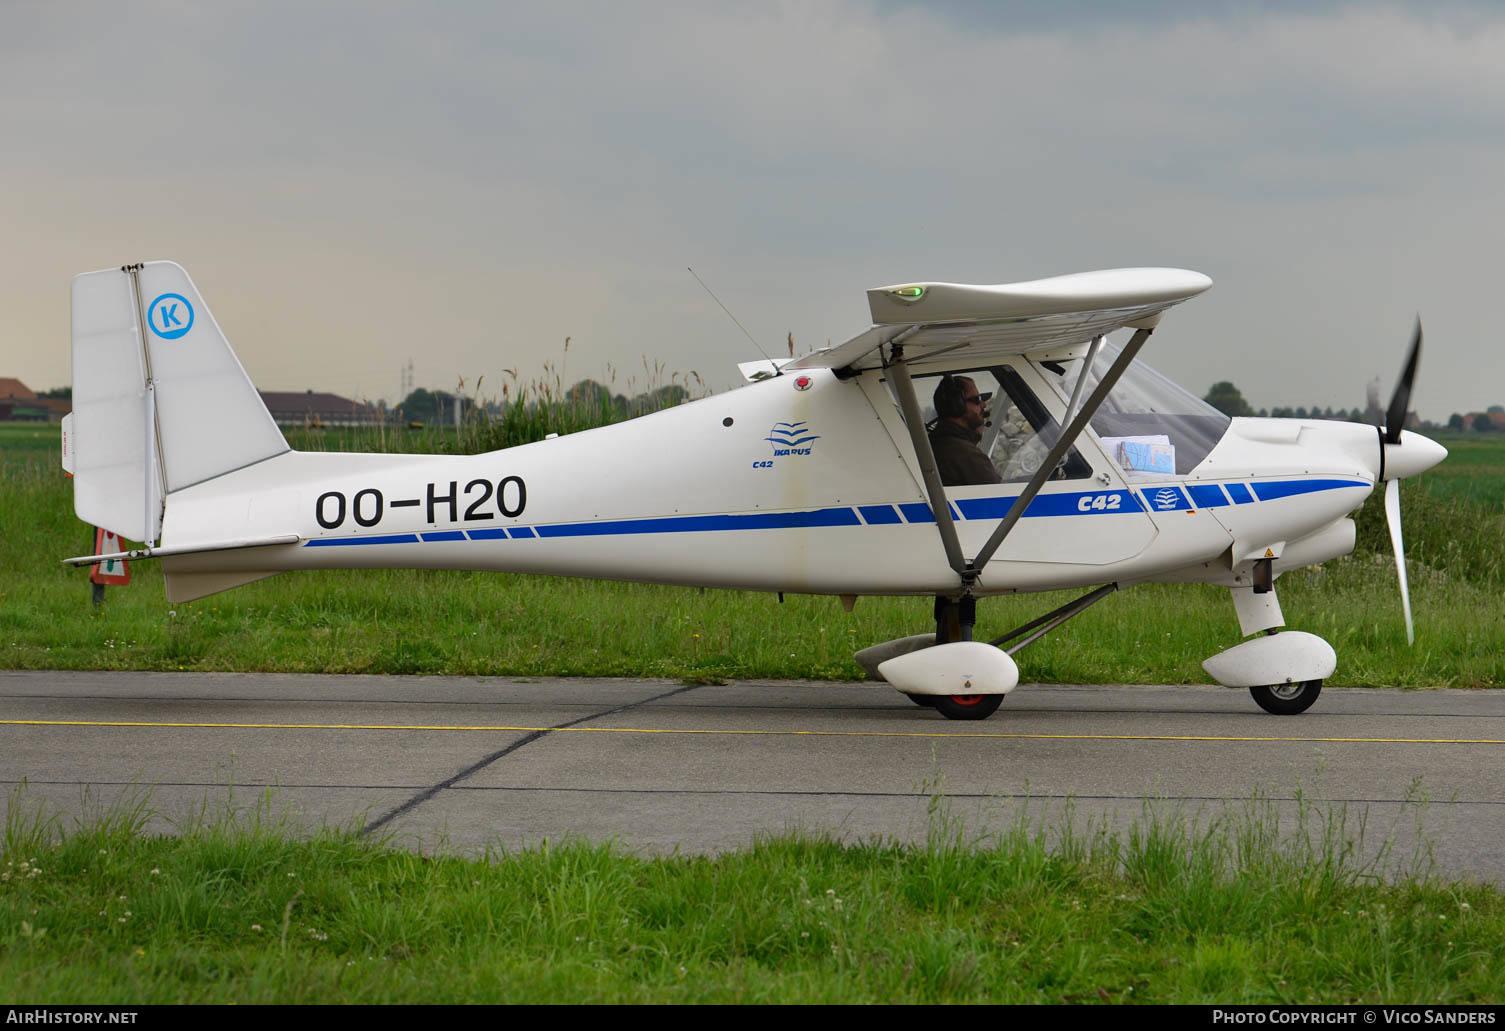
[786,268,1212,374]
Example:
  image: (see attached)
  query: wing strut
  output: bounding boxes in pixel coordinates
[1062,335,1104,428]
[970,326,1153,571]
[989,583,1118,654]
[885,343,972,583]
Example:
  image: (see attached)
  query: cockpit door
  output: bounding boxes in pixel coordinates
[859,361,1160,570]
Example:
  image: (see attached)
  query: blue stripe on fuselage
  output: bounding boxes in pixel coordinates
[1251,478,1368,501]
[300,478,1367,547]
[1188,484,1230,508]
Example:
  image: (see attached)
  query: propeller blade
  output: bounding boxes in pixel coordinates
[1384,478,1414,645]
[1384,319,1422,445]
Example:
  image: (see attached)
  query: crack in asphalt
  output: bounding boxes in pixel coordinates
[357,683,703,836]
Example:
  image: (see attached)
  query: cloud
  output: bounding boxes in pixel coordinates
[3,2,1502,416]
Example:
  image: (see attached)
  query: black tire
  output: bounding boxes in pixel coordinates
[931,693,1004,721]
[906,693,939,708]
[1249,680,1322,715]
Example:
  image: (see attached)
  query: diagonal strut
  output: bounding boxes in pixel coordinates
[884,345,971,581]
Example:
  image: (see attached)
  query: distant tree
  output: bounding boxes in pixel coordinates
[1203,381,1254,417]
[1473,413,1494,432]
[1448,413,1465,431]
[397,388,454,422]
[563,378,690,418]
[1490,405,1505,414]
[565,379,614,411]
[39,386,71,399]
[1257,408,1269,418]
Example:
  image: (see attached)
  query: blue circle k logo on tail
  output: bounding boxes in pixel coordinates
[147,293,194,340]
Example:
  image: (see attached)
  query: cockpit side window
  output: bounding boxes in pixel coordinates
[886,364,1093,484]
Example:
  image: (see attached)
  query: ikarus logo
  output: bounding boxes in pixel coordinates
[766,421,819,457]
[1153,488,1180,510]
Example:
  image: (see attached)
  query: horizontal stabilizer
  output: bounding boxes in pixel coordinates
[61,533,301,566]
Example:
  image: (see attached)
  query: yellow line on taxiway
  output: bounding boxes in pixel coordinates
[1,718,1500,746]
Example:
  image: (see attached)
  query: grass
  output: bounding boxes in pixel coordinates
[1407,432,1505,510]
[2,785,1502,1004]
[5,424,1505,686]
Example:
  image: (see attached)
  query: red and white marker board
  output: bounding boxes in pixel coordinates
[89,528,130,586]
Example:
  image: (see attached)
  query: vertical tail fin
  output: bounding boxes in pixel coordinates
[69,261,288,542]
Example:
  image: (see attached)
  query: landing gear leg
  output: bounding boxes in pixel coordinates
[934,594,976,645]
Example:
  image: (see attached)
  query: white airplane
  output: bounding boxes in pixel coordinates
[60,261,1446,720]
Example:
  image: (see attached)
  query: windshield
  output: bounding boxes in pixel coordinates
[1038,341,1230,476]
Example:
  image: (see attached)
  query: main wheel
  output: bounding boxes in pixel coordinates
[1249,679,1322,715]
[931,693,1004,721]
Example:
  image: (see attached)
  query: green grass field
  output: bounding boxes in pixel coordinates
[3,423,1503,686]
[2,786,1502,1003]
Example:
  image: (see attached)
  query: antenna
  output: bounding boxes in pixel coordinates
[687,267,780,377]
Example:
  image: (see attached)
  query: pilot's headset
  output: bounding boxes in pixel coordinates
[933,375,968,419]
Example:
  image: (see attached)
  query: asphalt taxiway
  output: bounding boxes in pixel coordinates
[2,671,1501,882]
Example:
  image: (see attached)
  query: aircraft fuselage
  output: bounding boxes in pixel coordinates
[159,364,1382,602]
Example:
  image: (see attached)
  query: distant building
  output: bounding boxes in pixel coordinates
[0,378,67,422]
[258,390,384,427]
[1465,411,1505,432]
[1,379,383,426]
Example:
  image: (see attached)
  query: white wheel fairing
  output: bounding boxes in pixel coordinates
[1201,631,1336,689]
[878,641,1018,697]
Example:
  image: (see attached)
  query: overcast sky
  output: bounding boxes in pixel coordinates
[3,1,1502,420]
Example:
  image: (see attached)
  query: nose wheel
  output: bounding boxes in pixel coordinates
[1249,680,1322,715]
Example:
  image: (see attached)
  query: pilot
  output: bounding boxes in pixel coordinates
[929,375,1002,486]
